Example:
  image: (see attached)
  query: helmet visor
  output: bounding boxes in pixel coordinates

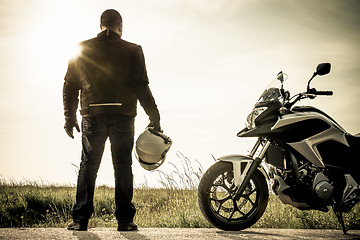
[137,156,165,171]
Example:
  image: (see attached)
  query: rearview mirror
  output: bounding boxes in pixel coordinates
[316,63,331,76]
[276,71,288,83]
[307,63,331,91]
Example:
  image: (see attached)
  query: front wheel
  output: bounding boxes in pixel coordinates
[198,161,269,231]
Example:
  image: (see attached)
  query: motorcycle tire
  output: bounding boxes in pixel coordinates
[198,161,269,231]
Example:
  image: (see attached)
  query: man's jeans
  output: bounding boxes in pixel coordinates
[72,116,136,224]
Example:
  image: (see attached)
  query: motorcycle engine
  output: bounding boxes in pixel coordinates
[312,172,334,200]
[299,166,334,200]
[272,165,335,210]
[301,169,334,200]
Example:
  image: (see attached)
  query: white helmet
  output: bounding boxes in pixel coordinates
[135,128,172,171]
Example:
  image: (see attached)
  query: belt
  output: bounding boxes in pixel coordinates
[80,103,123,116]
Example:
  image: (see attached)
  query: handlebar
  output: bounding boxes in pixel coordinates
[307,88,333,96]
[285,89,333,108]
[314,90,333,96]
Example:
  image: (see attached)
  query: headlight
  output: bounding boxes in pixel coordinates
[246,107,268,129]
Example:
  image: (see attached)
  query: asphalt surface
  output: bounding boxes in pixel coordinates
[1,228,360,240]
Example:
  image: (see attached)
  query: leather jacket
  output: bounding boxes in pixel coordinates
[63,30,160,124]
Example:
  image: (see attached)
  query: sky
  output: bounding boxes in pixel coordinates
[0,0,359,187]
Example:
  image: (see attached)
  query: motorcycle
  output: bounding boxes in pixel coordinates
[198,63,360,233]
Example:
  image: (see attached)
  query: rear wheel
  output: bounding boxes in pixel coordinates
[198,161,269,230]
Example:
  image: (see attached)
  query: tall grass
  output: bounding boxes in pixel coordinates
[154,152,204,190]
[1,179,359,229]
[0,178,74,228]
[0,180,210,228]
[1,154,359,229]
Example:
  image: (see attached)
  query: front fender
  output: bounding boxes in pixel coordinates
[218,154,269,187]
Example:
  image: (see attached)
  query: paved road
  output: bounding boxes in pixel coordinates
[0,228,359,240]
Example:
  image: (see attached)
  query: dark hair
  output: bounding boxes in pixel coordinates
[100,9,122,29]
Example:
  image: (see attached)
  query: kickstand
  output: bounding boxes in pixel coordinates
[334,210,347,234]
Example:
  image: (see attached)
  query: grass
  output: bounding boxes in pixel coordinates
[255,196,360,230]
[0,181,210,228]
[0,153,359,229]
[154,152,204,190]
[1,179,359,229]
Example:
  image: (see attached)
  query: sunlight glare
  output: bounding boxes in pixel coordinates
[31,8,91,79]
[67,42,83,61]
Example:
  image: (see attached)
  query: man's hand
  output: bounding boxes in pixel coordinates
[147,120,161,132]
[64,120,80,139]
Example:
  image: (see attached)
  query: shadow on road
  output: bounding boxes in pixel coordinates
[73,230,151,240]
[73,231,101,240]
[120,231,151,240]
[216,229,360,240]
[217,230,285,239]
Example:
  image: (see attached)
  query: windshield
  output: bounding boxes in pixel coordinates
[257,72,287,103]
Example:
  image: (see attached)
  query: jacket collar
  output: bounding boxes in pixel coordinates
[97,29,121,40]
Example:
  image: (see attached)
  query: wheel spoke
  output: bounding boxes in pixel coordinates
[222,184,231,192]
[210,194,233,214]
[212,183,231,192]
[210,195,232,204]
[238,209,246,216]
[229,199,246,219]
[246,197,255,207]
[245,188,256,196]
[215,198,225,213]
[212,172,232,192]
[228,202,236,219]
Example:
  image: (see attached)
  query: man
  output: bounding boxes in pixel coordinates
[63,9,161,231]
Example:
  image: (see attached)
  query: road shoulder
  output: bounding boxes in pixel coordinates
[0,228,359,240]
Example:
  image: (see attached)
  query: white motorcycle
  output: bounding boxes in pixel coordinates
[198,63,360,233]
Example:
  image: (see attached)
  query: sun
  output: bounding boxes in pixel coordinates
[67,42,83,60]
[30,9,92,78]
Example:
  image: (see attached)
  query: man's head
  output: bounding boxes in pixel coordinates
[100,9,123,36]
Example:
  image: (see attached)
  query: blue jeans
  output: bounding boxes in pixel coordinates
[72,116,136,224]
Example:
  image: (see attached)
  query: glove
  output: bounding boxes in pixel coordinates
[147,120,162,133]
[64,118,80,139]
